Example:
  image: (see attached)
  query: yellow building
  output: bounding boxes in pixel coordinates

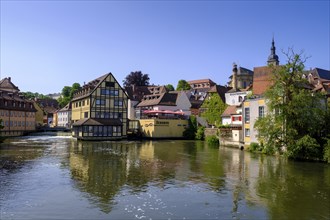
[71,73,128,140]
[139,118,188,138]
[0,77,37,136]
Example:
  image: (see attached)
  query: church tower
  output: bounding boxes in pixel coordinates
[267,37,279,66]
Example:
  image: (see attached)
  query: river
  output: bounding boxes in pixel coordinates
[0,135,329,219]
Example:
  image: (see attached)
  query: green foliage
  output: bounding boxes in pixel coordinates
[254,49,328,160]
[195,126,205,140]
[287,135,321,160]
[22,92,50,99]
[323,139,330,163]
[165,84,175,91]
[206,135,219,145]
[176,80,191,91]
[249,142,262,152]
[201,93,227,126]
[123,71,150,87]
[183,115,197,139]
[58,83,81,108]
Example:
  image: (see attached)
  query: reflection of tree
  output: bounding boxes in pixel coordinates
[255,157,330,219]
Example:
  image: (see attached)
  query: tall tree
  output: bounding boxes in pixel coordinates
[58,83,81,108]
[200,93,227,127]
[254,49,328,160]
[176,80,191,91]
[123,71,150,87]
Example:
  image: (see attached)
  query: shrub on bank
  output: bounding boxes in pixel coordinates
[323,139,330,163]
[195,126,205,140]
[249,142,261,152]
[287,135,321,160]
[206,135,219,145]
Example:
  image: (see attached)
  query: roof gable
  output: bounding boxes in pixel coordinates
[0,77,20,92]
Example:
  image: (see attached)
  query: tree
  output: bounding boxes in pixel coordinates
[58,83,81,108]
[22,92,50,99]
[200,93,227,127]
[123,71,150,87]
[254,49,328,160]
[165,84,175,91]
[176,80,191,91]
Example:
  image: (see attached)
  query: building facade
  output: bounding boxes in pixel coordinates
[57,102,72,128]
[71,73,128,140]
[0,77,37,136]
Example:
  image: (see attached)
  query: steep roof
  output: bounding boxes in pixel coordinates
[221,105,237,117]
[314,68,330,80]
[0,77,20,92]
[72,73,109,101]
[137,92,178,107]
[237,67,254,76]
[125,85,167,101]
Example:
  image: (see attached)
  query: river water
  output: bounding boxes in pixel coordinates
[0,135,329,220]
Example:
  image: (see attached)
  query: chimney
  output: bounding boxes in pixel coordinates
[232,63,238,90]
[8,77,11,82]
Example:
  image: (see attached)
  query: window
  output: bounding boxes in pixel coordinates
[259,106,265,118]
[232,116,242,121]
[245,128,250,137]
[96,99,105,105]
[114,98,123,106]
[244,108,250,123]
[84,112,88,118]
[101,89,110,95]
[105,81,115,87]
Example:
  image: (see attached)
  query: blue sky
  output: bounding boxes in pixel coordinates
[1,1,329,94]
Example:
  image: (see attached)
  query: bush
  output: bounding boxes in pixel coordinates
[183,116,197,139]
[195,126,205,140]
[323,139,330,163]
[206,135,219,145]
[287,135,321,160]
[249,142,260,152]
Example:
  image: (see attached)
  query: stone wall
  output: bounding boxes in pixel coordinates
[204,128,218,137]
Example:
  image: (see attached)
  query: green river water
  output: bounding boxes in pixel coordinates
[0,135,329,219]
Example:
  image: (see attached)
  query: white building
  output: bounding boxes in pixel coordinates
[57,102,72,128]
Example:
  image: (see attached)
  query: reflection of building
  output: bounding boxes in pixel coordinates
[71,73,128,140]
[0,77,37,136]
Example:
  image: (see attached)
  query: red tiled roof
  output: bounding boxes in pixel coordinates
[221,105,237,117]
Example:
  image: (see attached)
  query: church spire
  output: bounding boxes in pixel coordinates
[267,36,279,65]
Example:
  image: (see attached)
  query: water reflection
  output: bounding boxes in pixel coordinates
[1,136,329,219]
